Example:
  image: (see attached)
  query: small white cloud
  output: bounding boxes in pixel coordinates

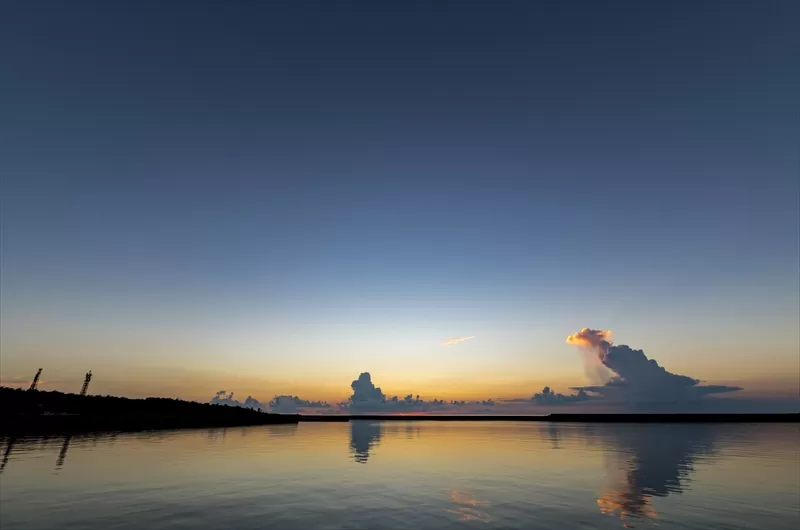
[441,336,476,346]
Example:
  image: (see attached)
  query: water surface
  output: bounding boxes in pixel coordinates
[1,422,797,529]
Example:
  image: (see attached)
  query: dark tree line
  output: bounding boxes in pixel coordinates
[0,386,297,434]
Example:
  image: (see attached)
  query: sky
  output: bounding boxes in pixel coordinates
[1,0,798,406]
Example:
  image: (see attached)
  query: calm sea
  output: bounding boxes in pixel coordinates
[1,422,797,529]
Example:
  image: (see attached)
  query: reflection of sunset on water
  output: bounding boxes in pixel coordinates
[1,422,796,530]
[450,489,489,507]
[593,424,720,527]
[447,490,491,522]
[597,445,662,525]
[597,489,658,524]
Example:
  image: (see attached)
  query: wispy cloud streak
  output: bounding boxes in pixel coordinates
[441,336,475,346]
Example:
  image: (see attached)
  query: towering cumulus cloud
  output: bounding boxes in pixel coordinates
[349,372,387,405]
[566,328,741,403]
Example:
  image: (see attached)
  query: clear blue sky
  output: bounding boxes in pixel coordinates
[2,0,798,401]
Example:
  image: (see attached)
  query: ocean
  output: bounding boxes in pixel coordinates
[1,421,797,529]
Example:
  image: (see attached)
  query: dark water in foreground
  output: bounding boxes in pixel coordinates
[1,422,797,529]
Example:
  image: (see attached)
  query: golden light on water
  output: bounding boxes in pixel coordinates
[597,489,658,525]
[450,490,489,507]
[447,490,491,522]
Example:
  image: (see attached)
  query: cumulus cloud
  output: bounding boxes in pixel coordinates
[207,327,754,413]
[566,328,614,350]
[566,328,741,403]
[348,372,387,404]
[243,396,262,409]
[340,372,495,412]
[441,336,475,346]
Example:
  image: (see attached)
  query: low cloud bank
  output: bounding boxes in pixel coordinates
[210,391,257,409]
[268,395,331,413]
[209,391,330,413]
[532,386,590,405]
[205,328,784,413]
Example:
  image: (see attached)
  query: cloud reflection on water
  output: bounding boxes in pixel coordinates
[349,421,383,463]
[589,424,718,526]
[348,419,724,525]
[348,421,422,463]
[0,420,780,530]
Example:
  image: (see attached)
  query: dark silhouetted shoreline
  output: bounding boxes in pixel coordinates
[0,387,299,435]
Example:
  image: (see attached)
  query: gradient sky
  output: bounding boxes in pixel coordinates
[2,0,798,403]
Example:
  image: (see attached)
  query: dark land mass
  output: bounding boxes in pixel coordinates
[0,387,298,435]
[302,413,798,423]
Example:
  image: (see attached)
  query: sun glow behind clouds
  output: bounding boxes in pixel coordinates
[441,336,475,346]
